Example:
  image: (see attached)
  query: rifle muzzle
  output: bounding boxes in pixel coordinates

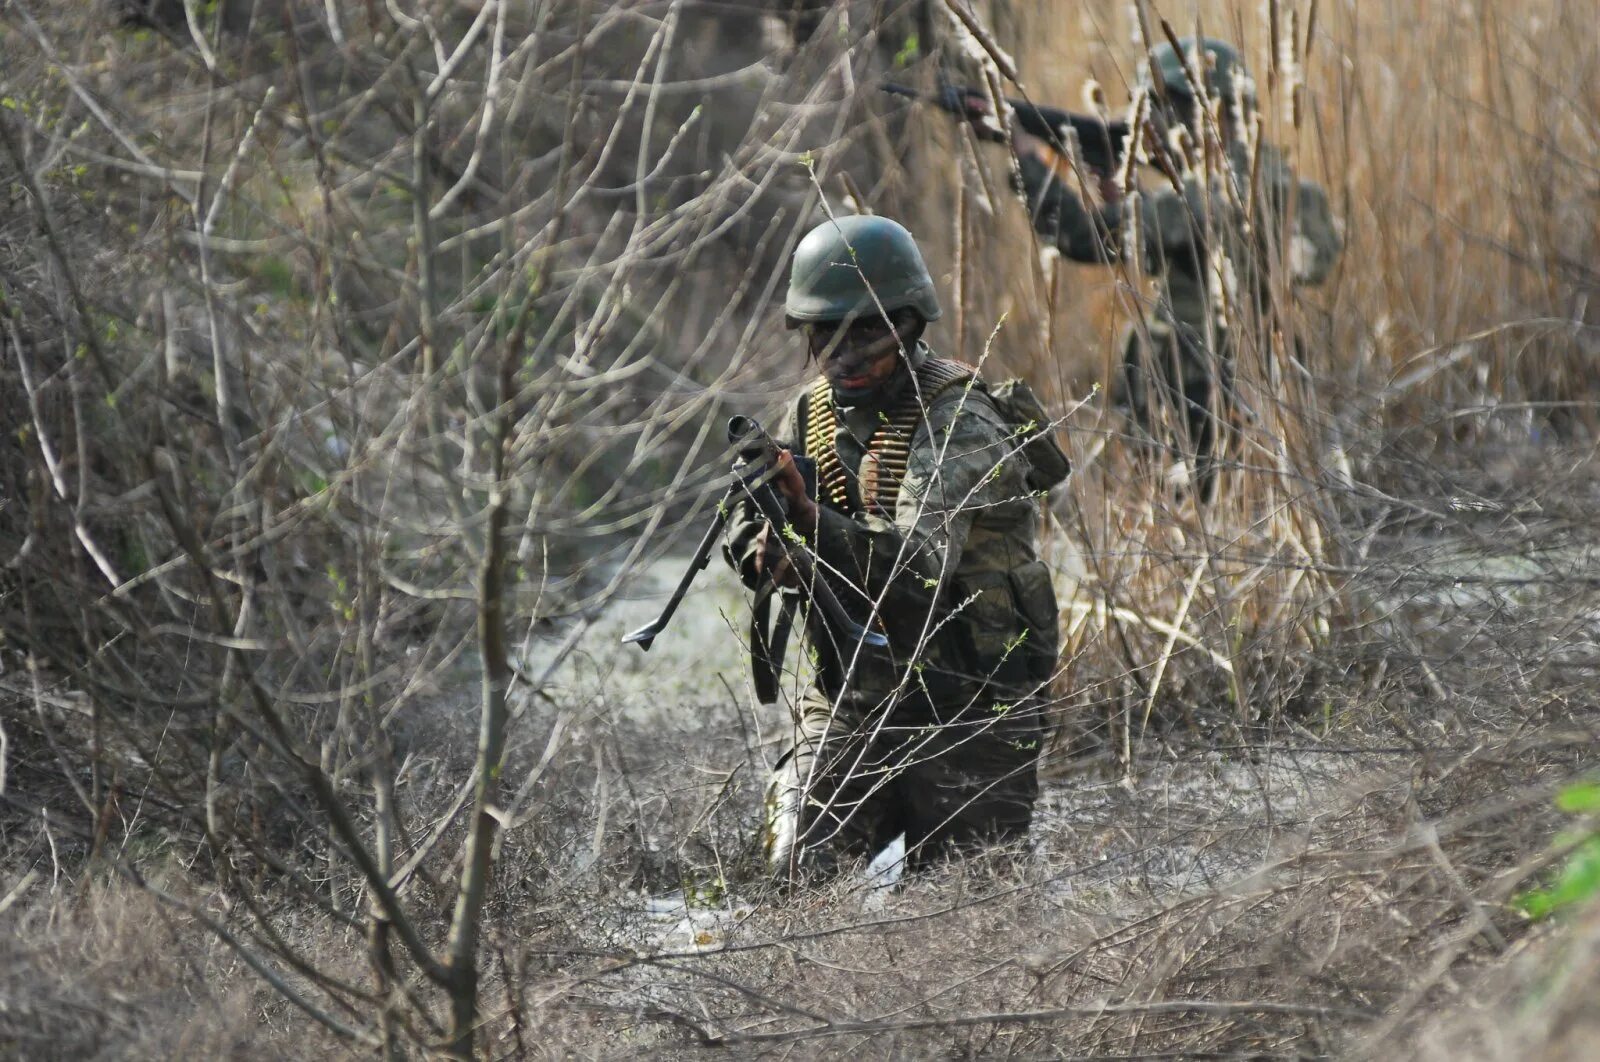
[727,415,776,462]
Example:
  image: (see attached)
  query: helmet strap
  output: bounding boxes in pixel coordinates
[893,309,926,351]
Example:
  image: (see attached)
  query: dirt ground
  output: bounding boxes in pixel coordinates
[490,452,1600,1057]
[4,450,1598,1059]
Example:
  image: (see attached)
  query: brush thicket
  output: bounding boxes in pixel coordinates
[888,0,1598,760]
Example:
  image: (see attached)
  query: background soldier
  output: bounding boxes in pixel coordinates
[1013,37,1342,493]
[724,215,1061,883]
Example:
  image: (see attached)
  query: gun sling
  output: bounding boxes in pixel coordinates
[749,580,798,706]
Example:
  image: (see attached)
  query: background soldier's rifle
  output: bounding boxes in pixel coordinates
[882,82,1129,180]
[622,417,886,671]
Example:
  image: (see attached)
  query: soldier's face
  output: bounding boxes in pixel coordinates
[807,313,908,395]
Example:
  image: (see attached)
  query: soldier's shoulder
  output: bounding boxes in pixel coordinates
[920,365,1008,435]
[1244,140,1305,186]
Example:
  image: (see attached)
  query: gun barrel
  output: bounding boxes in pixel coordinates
[728,415,781,464]
[623,415,885,652]
[879,81,1129,175]
[727,416,887,651]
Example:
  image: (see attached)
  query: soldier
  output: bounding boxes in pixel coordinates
[724,215,1063,883]
[1012,37,1342,493]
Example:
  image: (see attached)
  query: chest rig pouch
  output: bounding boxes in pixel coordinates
[794,359,1068,701]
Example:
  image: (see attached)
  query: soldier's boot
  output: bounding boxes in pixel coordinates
[763,723,901,886]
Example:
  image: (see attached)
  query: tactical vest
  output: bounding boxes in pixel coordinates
[799,357,976,516]
[788,357,1064,702]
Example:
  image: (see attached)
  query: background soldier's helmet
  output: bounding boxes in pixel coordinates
[784,215,943,327]
[1138,37,1254,104]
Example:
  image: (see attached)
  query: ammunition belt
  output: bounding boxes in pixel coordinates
[803,358,976,517]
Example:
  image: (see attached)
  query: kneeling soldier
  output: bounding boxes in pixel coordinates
[726,215,1062,882]
[1015,38,1342,495]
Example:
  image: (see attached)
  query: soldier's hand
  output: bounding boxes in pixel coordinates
[752,521,798,589]
[1097,170,1125,208]
[1009,127,1057,169]
[770,449,817,536]
[954,92,1010,145]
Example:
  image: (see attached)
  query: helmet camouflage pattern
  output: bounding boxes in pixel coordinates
[785,215,942,326]
[1138,37,1254,104]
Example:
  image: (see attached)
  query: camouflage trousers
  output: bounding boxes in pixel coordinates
[1120,323,1235,497]
[765,687,1042,882]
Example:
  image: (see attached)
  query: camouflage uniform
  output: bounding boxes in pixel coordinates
[1019,47,1342,487]
[725,341,1057,879]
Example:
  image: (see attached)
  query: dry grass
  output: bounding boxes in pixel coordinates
[0,879,347,1060]
[443,562,1600,1057]
[876,0,1600,750]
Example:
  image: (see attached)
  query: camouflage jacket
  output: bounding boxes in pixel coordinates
[1021,139,1342,338]
[724,344,1057,711]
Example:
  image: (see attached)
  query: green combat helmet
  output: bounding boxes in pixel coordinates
[1138,37,1253,104]
[785,215,942,327]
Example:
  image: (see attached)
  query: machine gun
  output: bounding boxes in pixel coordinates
[622,417,887,668]
[882,82,1129,180]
